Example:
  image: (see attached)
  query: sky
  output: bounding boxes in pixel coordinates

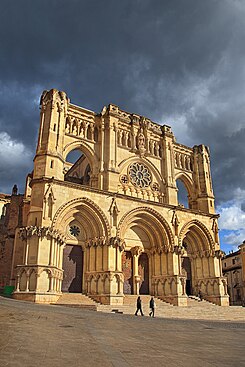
[0,0,244,253]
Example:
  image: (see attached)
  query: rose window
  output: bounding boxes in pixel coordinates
[69,225,80,237]
[128,163,152,188]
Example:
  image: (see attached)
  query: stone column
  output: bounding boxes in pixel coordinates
[16,275,20,292]
[131,246,142,295]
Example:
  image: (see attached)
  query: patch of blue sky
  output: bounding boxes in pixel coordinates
[219,229,241,253]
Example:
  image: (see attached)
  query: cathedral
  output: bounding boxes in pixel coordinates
[4,89,229,306]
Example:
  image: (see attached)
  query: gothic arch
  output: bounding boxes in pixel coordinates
[117,207,174,252]
[52,197,111,239]
[178,219,215,255]
[175,172,193,198]
[63,140,99,168]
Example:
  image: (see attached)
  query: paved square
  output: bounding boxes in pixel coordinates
[0,297,244,367]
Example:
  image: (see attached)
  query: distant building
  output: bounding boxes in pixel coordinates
[0,189,24,288]
[222,243,245,306]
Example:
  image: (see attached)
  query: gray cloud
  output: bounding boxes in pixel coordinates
[0,0,244,210]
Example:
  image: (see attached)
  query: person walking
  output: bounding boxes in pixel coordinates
[149,296,155,317]
[135,296,144,316]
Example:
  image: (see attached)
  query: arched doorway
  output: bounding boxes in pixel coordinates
[118,207,174,296]
[179,220,215,297]
[62,245,84,293]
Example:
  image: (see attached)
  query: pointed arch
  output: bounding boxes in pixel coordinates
[178,220,215,255]
[117,207,174,252]
[52,197,111,240]
[63,140,99,168]
[175,172,193,199]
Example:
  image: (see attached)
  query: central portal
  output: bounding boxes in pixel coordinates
[62,245,83,293]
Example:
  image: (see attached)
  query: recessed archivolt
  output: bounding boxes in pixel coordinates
[117,207,174,252]
[52,197,111,239]
[178,220,215,254]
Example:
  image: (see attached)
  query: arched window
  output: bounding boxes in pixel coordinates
[176,179,189,208]
[64,148,91,186]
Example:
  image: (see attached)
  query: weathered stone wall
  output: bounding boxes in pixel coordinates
[0,194,25,287]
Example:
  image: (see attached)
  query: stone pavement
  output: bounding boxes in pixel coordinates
[0,296,245,367]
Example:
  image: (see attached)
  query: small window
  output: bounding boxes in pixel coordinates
[53,124,56,132]
[50,160,54,168]
[224,262,226,268]
[232,259,236,265]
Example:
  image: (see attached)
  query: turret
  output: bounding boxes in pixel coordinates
[193,144,215,214]
[161,125,177,205]
[34,89,69,180]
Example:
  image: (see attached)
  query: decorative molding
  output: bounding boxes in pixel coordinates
[19,226,67,245]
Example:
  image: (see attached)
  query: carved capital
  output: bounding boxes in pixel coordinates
[19,226,67,245]
[131,246,142,257]
[109,236,126,251]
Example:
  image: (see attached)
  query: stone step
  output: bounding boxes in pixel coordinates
[97,295,173,315]
[187,296,218,308]
[98,304,245,321]
[123,295,172,307]
[54,303,97,311]
[55,293,99,306]
[51,293,245,321]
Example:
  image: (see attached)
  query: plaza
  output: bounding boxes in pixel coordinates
[0,296,244,367]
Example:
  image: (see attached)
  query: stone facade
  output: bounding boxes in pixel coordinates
[7,89,228,306]
[222,243,245,305]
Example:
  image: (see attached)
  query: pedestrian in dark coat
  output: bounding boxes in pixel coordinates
[135,296,144,316]
[149,297,155,317]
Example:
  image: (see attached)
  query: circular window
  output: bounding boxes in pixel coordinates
[69,225,80,237]
[128,163,152,188]
[120,175,128,184]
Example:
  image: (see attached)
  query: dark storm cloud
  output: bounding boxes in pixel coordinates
[0,0,244,210]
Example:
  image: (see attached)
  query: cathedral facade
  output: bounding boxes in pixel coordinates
[11,89,229,306]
